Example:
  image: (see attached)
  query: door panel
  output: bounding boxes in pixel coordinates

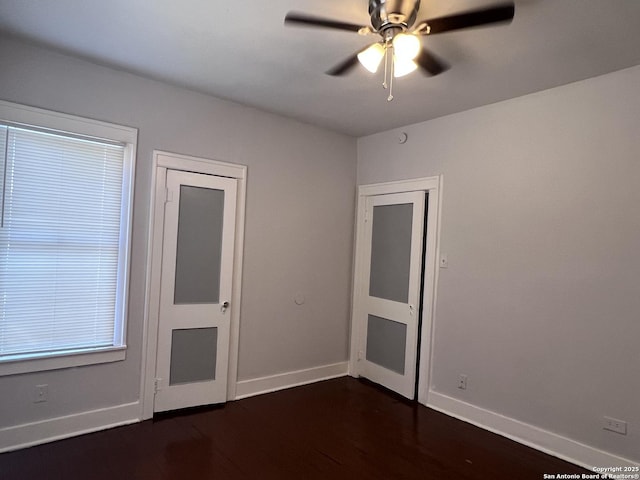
[366,315,407,374]
[154,169,237,412]
[173,186,225,305]
[368,202,414,303]
[169,327,218,384]
[359,191,425,398]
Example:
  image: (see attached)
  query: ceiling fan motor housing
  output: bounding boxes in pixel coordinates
[369,0,420,31]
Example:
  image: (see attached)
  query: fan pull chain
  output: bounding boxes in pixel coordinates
[387,43,394,102]
[382,43,389,90]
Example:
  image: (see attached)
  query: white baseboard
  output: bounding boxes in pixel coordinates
[234,362,349,400]
[0,402,140,453]
[8,376,634,472]
[0,363,349,452]
[427,391,638,470]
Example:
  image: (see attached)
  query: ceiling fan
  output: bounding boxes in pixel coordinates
[285,0,515,100]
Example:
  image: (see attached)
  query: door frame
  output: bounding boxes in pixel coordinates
[140,150,247,420]
[349,176,442,406]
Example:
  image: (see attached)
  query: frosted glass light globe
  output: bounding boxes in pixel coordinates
[392,33,420,60]
[393,57,418,77]
[357,43,386,73]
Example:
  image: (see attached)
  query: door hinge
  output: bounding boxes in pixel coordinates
[164,188,174,203]
[357,350,364,361]
[154,378,162,394]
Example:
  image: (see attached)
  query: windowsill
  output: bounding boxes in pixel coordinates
[0,346,127,376]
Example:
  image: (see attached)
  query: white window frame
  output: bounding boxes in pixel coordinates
[0,100,137,376]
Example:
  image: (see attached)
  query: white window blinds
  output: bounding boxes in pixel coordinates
[0,124,126,360]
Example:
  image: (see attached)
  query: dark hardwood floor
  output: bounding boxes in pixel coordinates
[0,377,588,479]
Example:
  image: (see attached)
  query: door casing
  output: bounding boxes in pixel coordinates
[141,150,247,420]
[350,176,442,406]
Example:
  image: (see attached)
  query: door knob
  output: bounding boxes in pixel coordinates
[221,301,230,313]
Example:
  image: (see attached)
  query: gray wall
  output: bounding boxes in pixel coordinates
[0,37,356,427]
[358,65,640,462]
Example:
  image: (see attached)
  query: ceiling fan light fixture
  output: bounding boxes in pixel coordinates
[392,33,420,60]
[284,0,516,100]
[393,57,418,77]
[357,43,385,73]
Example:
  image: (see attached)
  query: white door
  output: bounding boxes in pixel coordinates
[356,191,426,398]
[154,169,237,412]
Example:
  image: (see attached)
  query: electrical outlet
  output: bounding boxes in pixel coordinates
[458,374,468,390]
[603,416,627,435]
[34,384,48,403]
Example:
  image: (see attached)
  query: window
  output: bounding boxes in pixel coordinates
[0,101,136,375]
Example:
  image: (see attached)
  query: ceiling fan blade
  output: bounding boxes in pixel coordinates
[417,2,514,35]
[326,51,362,76]
[415,49,449,76]
[285,12,365,33]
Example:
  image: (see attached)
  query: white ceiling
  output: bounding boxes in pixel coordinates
[1,0,639,136]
